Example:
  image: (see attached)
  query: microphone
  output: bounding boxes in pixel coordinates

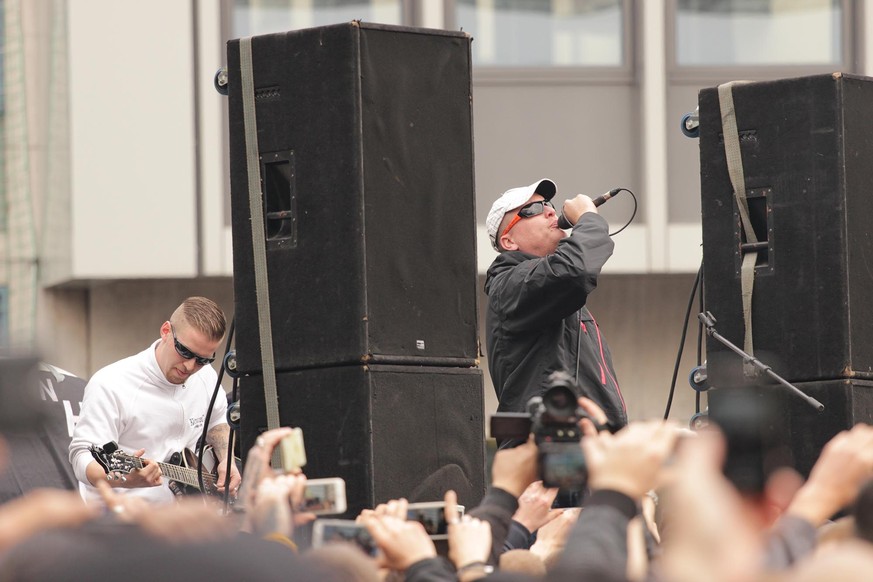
[557,188,622,229]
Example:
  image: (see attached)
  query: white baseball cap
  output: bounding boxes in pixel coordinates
[486,178,557,251]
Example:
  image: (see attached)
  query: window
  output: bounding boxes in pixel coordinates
[454,0,625,67]
[675,0,844,66]
[234,0,403,37]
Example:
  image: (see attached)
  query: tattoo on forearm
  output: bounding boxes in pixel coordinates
[207,424,231,460]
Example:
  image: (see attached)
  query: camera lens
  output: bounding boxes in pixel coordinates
[542,385,578,420]
[545,388,572,409]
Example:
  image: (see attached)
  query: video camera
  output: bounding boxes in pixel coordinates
[490,371,592,491]
[707,385,792,494]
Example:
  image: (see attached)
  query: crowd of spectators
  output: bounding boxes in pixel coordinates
[3,391,873,582]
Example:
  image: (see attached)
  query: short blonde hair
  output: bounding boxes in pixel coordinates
[172,297,226,342]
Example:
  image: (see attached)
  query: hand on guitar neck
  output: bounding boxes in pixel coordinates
[87,445,162,489]
[119,449,164,488]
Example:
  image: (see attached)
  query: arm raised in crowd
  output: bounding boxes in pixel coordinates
[362,513,437,569]
[766,423,873,569]
[785,424,873,527]
[654,428,763,582]
[549,420,679,582]
[359,511,454,581]
[236,427,316,544]
[505,481,562,551]
[529,508,580,569]
[469,438,539,566]
[444,489,493,581]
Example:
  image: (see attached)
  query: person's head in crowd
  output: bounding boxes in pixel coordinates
[499,549,546,577]
[2,524,339,582]
[487,178,561,256]
[156,296,226,385]
[305,544,381,582]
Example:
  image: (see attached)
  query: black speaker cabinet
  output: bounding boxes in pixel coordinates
[226,22,478,375]
[709,379,873,480]
[699,73,873,386]
[239,365,486,516]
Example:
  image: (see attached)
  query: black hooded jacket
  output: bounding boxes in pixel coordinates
[484,213,627,429]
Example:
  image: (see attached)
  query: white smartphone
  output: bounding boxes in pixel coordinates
[278,428,307,471]
[311,519,379,557]
[407,501,465,540]
[302,477,347,515]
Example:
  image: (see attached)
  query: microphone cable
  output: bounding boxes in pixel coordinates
[606,187,637,237]
[662,260,702,420]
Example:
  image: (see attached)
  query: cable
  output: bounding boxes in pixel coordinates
[222,373,241,510]
[196,316,236,511]
[608,188,638,237]
[695,261,705,414]
[663,261,703,420]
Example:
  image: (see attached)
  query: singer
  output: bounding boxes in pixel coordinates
[484,178,627,447]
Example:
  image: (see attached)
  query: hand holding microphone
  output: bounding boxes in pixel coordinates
[557,188,622,229]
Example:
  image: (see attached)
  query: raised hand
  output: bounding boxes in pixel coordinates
[491,437,539,497]
[584,420,679,499]
[360,513,436,571]
[513,481,561,533]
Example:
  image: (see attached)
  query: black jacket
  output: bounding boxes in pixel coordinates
[469,486,520,566]
[484,213,627,429]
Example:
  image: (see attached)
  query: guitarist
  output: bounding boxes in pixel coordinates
[69,297,241,505]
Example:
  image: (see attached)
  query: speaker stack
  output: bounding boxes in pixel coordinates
[699,73,873,476]
[225,22,485,514]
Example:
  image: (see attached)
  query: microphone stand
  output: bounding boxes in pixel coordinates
[698,311,824,412]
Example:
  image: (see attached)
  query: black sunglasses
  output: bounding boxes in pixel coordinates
[502,200,556,237]
[517,199,555,218]
[170,324,216,366]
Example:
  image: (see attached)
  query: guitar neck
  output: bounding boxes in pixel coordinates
[162,460,216,491]
[132,457,216,491]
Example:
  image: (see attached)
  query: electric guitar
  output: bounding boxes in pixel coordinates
[89,441,221,496]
